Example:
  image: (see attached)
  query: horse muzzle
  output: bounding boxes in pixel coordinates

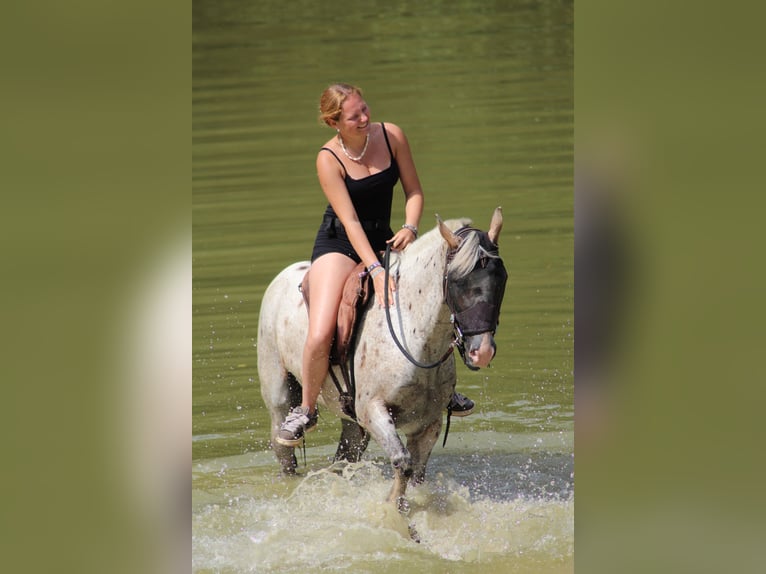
[463,332,496,370]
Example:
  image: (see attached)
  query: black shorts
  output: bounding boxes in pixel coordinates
[311,214,393,263]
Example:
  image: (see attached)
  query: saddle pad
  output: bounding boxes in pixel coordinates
[300,262,373,365]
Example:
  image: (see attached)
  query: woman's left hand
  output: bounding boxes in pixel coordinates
[386,227,417,251]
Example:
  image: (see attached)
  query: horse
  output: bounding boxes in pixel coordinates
[257,208,508,507]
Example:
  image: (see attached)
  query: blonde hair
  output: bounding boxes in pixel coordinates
[318,83,363,126]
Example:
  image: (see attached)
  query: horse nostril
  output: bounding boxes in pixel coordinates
[468,339,496,363]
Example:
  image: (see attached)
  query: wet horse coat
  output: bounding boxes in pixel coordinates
[257,209,507,504]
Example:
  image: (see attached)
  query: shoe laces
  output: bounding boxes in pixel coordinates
[282,407,310,432]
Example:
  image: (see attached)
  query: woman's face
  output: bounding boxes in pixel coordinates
[335,93,370,137]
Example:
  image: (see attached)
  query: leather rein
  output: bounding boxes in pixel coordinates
[382,235,476,370]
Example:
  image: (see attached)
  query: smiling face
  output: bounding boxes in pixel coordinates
[334,92,371,139]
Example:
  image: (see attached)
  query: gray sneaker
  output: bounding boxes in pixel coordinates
[275,406,318,447]
[447,392,474,417]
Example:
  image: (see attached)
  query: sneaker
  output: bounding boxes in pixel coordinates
[275,406,318,447]
[447,392,474,417]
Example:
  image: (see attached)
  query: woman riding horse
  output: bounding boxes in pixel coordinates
[276,83,477,447]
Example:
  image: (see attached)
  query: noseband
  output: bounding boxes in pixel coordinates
[382,227,507,370]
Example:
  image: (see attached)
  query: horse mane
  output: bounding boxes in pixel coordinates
[447,224,502,280]
[447,232,483,278]
[395,217,498,280]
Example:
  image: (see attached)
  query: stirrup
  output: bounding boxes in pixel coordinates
[447,392,474,417]
[443,392,475,448]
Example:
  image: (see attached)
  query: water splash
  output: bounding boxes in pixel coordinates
[193,459,573,573]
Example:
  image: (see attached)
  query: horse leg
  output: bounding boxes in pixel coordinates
[406,417,442,485]
[358,399,412,505]
[267,372,302,474]
[334,419,370,463]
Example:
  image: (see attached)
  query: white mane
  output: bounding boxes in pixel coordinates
[396,217,498,280]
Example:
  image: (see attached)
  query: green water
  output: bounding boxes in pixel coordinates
[193,1,572,571]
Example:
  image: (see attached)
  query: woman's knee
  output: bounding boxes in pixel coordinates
[304,324,334,354]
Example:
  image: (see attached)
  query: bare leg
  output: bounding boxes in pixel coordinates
[300,253,357,411]
[276,253,358,447]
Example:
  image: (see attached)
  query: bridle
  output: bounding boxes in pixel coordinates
[382,227,506,370]
[443,227,506,369]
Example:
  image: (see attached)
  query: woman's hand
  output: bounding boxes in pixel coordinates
[386,226,417,251]
[371,268,396,307]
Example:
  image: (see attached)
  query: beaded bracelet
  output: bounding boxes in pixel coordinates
[401,223,418,238]
[370,267,384,279]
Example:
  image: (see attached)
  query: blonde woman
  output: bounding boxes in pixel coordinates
[276,83,474,446]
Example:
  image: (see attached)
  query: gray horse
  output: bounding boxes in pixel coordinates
[257,208,507,506]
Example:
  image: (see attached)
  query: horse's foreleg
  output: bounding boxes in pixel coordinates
[334,419,370,463]
[406,418,442,485]
[389,467,411,507]
[358,400,411,503]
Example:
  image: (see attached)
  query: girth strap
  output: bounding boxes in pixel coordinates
[327,364,356,420]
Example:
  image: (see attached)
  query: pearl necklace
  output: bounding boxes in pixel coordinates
[338,132,370,162]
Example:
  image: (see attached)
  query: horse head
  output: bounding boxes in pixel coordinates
[439,207,508,370]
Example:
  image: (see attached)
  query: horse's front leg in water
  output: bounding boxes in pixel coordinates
[406,417,442,485]
[359,399,412,503]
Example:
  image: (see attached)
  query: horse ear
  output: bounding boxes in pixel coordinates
[488,206,503,244]
[436,214,461,249]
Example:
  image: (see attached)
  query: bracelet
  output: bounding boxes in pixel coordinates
[402,223,418,238]
[370,267,384,279]
[367,261,382,273]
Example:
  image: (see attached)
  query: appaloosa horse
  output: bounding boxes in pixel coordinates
[257,208,508,507]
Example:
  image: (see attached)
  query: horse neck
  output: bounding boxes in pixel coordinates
[394,234,451,325]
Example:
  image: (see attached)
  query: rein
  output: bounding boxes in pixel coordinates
[382,244,457,370]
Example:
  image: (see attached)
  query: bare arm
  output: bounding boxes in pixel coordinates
[384,123,424,251]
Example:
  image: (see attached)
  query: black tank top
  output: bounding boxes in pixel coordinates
[319,122,400,224]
